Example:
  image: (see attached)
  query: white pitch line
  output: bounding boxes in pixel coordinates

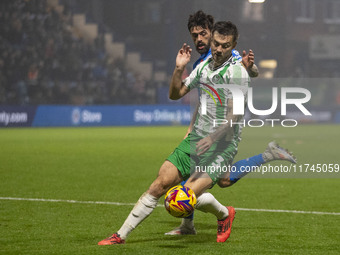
[1,197,340,216]
[0,197,137,206]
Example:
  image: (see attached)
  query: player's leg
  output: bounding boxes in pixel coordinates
[184,170,213,197]
[147,161,184,197]
[117,161,183,239]
[184,170,229,222]
[164,190,231,237]
[218,141,297,187]
[184,158,235,243]
[166,186,233,239]
[165,162,215,236]
[165,179,196,236]
[195,192,235,243]
[166,141,239,238]
[98,160,183,245]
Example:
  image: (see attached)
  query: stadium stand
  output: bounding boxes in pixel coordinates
[0,0,157,105]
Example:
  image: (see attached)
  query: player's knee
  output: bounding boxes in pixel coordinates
[148,161,182,197]
[218,178,234,188]
[148,177,173,198]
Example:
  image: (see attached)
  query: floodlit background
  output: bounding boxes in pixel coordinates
[0,1,339,254]
[1,0,340,112]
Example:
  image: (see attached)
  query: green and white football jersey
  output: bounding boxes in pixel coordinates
[183,55,250,141]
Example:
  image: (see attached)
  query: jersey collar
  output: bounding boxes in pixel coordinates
[193,49,212,69]
[208,54,234,71]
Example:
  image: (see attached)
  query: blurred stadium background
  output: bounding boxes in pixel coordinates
[0,0,340,127]
[1,1,340,254]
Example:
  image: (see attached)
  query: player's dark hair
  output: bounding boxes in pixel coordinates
[187,10,214,32]
[212,21,239,43]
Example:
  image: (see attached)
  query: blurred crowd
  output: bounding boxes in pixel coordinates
[0,0,156,105]
[1,0,338,107]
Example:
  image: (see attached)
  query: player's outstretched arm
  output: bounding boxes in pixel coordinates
[169,44,191,100]
[242,49,259,78]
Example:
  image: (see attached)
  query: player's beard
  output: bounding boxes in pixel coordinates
[213,52,223,66]
[196,40,210,55]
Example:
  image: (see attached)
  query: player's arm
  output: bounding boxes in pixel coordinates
[169,44,191,100]
[242,49,259,78]
[183,104,198,139]
[196,99,241,156]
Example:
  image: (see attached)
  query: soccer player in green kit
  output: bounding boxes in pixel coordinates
[98,19,296,245]
[165,10,296,236]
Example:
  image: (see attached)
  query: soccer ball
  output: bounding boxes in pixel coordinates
[164,185,197,218]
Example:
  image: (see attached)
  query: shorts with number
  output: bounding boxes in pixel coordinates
[166,132,238,186]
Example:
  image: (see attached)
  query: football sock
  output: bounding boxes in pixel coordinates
[179,216,195,229]
[195,192,229,220]
[117,192,158,240]
[230,154,265,183]
[184,213,194,220]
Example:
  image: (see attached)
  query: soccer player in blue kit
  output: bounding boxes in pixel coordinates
[164,10,296,236]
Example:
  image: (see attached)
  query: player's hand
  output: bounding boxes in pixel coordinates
[176,43,192,69]
[196,136,213,156]
[242,49,255,70]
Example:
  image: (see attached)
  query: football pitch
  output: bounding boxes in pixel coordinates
[0,125,339,254]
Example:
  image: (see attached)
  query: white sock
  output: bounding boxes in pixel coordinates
[180,217,194,229]
[195,192,229,220]
[117,192,159,239]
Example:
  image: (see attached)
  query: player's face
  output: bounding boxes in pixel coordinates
[190,26,211,54]
[210,31,237,67]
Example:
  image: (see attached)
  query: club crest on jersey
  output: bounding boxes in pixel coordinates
[212,74,221,84]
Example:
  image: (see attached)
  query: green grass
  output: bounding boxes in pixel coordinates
[0,125,339,254]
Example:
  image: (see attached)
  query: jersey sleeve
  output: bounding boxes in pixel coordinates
[183,60,205,91]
